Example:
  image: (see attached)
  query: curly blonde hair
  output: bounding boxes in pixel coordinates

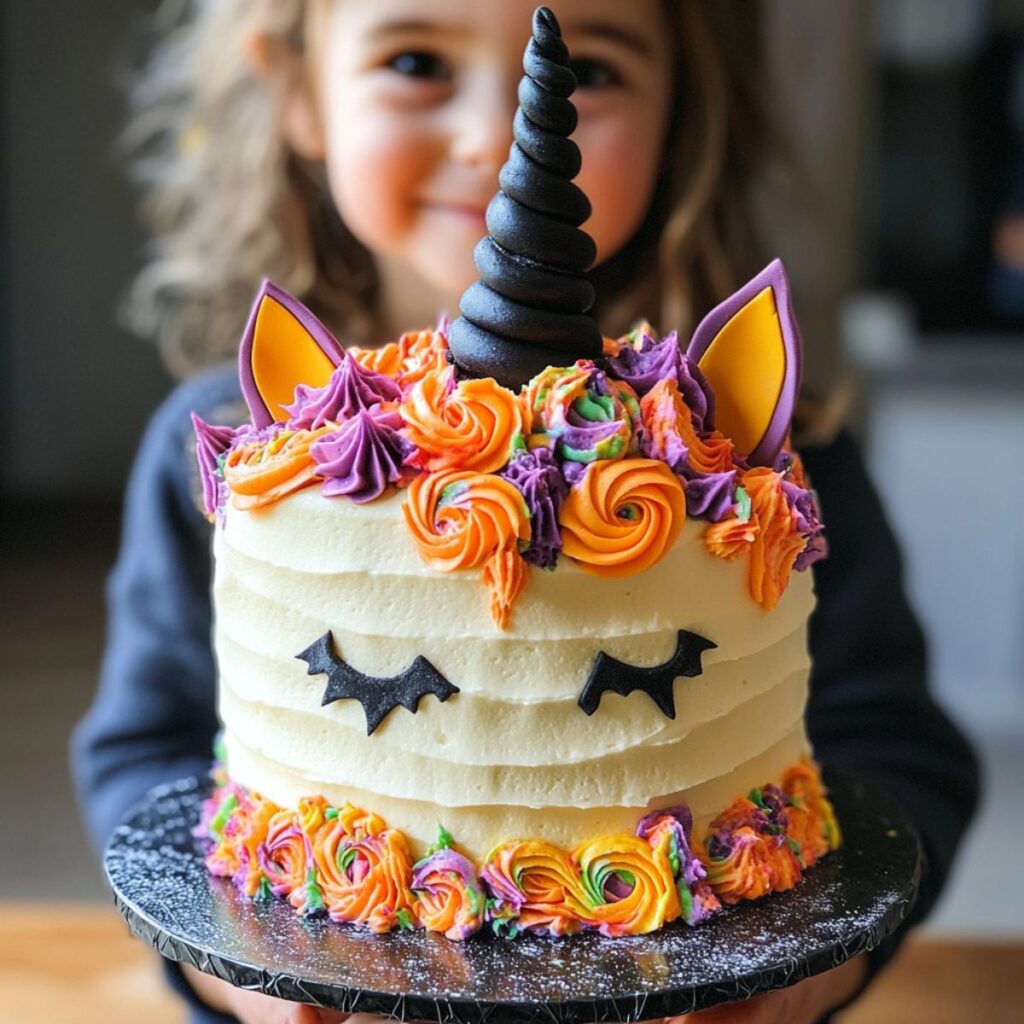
[126,0,770,378]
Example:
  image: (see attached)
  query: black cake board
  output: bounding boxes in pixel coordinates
[104,772,921,1022]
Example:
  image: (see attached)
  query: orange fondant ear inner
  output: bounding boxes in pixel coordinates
[685,260,802,467]
[239,281,343,427]
[697,287,783,456]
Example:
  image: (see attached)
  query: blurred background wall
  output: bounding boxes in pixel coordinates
[2,0,1022,942]
[1,0,170,500]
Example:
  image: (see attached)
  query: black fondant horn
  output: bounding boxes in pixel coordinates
[446,6,603,388]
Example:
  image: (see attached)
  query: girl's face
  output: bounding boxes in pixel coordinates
[306,0,672,312]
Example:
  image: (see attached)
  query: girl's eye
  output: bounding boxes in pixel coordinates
[387,51,452,81]
[569,58,620,90]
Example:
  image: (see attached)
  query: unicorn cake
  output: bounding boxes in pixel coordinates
[193,7,838,940]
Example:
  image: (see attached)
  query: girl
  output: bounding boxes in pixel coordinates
[74,2,978,1022]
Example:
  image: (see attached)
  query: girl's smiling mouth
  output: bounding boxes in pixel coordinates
[421,200,489,227]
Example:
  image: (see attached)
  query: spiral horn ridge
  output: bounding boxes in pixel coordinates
[447,6,603,388]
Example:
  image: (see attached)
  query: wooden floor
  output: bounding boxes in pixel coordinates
[1,904,1020,1023]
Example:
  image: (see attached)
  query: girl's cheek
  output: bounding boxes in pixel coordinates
[325,106,440,250]
[576,113,663,263]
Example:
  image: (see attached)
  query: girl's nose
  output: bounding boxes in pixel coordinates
[448,75,516,174]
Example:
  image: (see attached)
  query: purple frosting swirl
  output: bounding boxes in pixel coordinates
[411,848,479,891]
[684,471,738,522]
[781,476,827,571]
[499,448,568,568]
[285,351,401,430]
[311,409,408,503]
[606,332,716,430]
[637,391,737,522]
[191,413,236,518]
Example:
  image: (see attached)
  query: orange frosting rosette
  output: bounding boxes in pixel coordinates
[701,794,804,905]
[311,820,416,933]
[350,328,448,390]
[403,470,530,571]
[401,368,525,474]
[224,428,333,512]
[403,469,531,628]
[559,459,686,577]
[481,840,591,936]
[640,378,735,475]
[703,466,807,610]
[782,760,841,863]
[206,792,277,898]
[703,827,784,904]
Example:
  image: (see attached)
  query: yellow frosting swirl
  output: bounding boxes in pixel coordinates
[574,833,680,937]
[482,840,590,936]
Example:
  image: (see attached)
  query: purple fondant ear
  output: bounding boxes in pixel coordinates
[239,281,344,428]
[686,260,802,467]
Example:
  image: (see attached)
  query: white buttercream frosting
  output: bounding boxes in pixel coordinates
[214,487,816,860]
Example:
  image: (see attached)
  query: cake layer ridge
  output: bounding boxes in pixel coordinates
[215,630,809,764]
[217,668,807,809]
[221,725,811,861]
[215,492,815,643]
[214,593,809,703]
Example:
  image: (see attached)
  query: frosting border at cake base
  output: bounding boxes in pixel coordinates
[196,758,840,940]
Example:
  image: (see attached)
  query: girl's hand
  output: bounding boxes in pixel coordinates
[666,956,868,1023]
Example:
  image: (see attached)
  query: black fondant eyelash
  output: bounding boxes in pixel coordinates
[298,628,713,733]
[577,630,717,719]
[297,632,460,736]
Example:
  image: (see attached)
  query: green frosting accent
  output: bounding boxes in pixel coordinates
[735,486,752,523]
[574,392,613,421]
[438,481,469,507]
[787,837,803,859]
[562,446,596,464]
[255,876,273,902]
[510,432,527,454]
[668,832,682,876]
[396,908,415,931]
[324,806,339,820]
[214,451,228,479]
[466,884,481,916]
[209,792,237,841]
[824,816,839,847]
[427,824,455,856]
[304,868,325,913]
[581,864,607,907]
[677,879,693,920]
[213,734,228,765]
[597,434,626,460]
[616,869,636,887]
[749,787,767,810]
[338,846,358,873]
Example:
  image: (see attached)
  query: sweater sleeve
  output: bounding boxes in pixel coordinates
[71,368,244,1024]
[801,430,980,979]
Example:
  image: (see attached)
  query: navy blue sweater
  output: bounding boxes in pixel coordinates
[72,365,980,1022]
